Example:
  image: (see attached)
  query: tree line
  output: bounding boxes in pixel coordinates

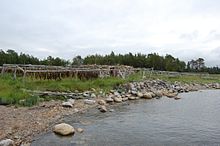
[1,49,220,73]
[0,49,68,66]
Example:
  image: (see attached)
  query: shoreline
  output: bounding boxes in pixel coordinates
[0,79,220,146]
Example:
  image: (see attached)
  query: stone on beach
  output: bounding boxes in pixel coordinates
[174,96,181,100]
[143,92,152,99]
[113,97,123,103]
[62,102,73,108]
[53,123,75,136]
[84,99,96,105]
[105,97,114,103]
[76,128,84,133]
[99,105,107,112]
[67,99,75,105]
[0,139,14,146]
[128,96,136,100]
[97,99,106,105]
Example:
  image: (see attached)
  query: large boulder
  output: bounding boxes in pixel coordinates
[53,123,75,136]
[0,139,14,146]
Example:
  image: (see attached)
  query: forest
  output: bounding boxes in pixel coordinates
[1,49,220,73]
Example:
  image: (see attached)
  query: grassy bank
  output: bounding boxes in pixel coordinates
[0,71,220,106]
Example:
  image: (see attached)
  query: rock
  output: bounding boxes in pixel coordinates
[105,97,114,103]
[215,83,220,89]
[113,97,122,103]
[131,90,137,96]
[174,96,181,100]
[109,109,114,112]
[76,128,84,133]
[20,143,31,146]
[19,99,26,105]
[122,97,128,101]
[137,92,143,98]
[149,92,156,98]
[97,99,106,105]
[153,91,163,97]
[128,96,136,100]
[62,102,73,108]
[83,92,90,97]
[99,105,107,112]
[0,139,14,146]
[53,123,75,136]
[84,99,96,105]
[166,92,178,98]
[143,92,152,99]
[114,91,120,96]
[73,108,79,113]
[90,93,96,98]
[67,99,75,105]
[135,96,140,99]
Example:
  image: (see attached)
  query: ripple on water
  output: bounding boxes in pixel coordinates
[32,90,220,146]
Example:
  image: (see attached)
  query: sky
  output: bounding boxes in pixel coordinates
[0,0,220,66]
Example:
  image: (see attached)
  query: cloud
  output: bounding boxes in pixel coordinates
[0,0,220,66]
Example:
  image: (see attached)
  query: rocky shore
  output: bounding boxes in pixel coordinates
[0,79,220,146]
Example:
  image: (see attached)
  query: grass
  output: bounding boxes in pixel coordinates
[0,71,220,106]
[0,72,143,106]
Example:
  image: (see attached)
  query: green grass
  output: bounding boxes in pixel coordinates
[0,71,220,106]
[147,73,220,84]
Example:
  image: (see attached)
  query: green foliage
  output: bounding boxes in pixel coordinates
[84,52,186,72]
[0,49,69,66]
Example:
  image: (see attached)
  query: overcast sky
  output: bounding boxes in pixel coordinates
[0,0,220,66]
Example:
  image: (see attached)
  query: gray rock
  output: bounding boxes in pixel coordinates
[62,102,73,108]
[0,139,14,146]
[109,109,114,112]
[90,93,96,98]
[131,90,138,95]
[53,123,75,136]
[83,92,90,97]
[67,99,75,105]
[84,99,96,105]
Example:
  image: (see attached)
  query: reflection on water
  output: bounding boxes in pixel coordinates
[32,90,220,146]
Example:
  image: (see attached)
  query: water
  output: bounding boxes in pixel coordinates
[32,90,220,146]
